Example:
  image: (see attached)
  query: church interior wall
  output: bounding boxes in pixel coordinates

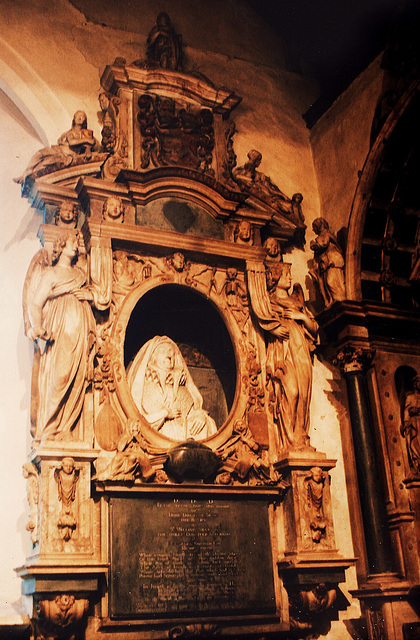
[309,55,385,234]
[0,1,382,637]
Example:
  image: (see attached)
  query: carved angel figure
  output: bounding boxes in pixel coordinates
[310,217,345,306]
[127,336,217,441]
[247,262,318,451]
[23,232,95,442]
[15,111,101,183]
[401,374,420,474]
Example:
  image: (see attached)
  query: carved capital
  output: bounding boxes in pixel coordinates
[35,595,88,640]
[333,346,375,373]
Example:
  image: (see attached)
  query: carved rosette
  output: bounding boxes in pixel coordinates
[34,595,89,640]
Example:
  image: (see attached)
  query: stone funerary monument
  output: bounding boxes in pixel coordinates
[16,14,352,640]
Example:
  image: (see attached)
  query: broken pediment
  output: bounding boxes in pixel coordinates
[16,14,305,251]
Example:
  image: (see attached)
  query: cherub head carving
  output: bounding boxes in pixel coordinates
[55,201,78,228]
[102,196,124,223]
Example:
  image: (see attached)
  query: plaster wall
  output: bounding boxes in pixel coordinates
[0,1,358,635]
[310,55,385,235]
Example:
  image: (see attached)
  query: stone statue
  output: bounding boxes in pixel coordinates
[219,419,269,481]
[234,220,253,245]
[263,237,282,264]
[55,201,78,228]
[95,419,156,482]
[247,261,318,451]
[310,217,345,306]
[127,336,217,441]
[23,232,95,442]
[146,13,183,71]
[306,466,327,542]
[15,111,101,183]
[54,457,80,541]
[102,196,124,223]
[233,150,290,211]
[401,374,420,474]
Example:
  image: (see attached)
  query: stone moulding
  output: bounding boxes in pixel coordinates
[100,64,242,114]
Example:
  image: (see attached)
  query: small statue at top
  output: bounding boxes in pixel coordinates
[310,217,345,306]
[146,13,183,71]
[15,111,102,183]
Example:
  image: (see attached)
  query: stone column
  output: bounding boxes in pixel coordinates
[335,347,394,575]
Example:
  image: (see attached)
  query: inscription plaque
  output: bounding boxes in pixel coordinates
[109,495,276,618]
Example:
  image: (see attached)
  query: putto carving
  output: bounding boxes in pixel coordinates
[210,267,249,333]
[54,201,78,229]
[145,13,183,71]
[305,466,327,542]
[401,373,420,475]
[127,336,218,441]
[54,457,80,541]
[23,232,95,442]
[22,462,39,545]
[95,419,156,482]
[234,220,253,245]
[218,419,270,483]
[247,262,318,452]
[168,251,187,273]
[35,595,89,640]
[310,217,345,306]
[137,94,215,172]
[263,236,282,264]
[102,196,124,223]
[15,111,105,183]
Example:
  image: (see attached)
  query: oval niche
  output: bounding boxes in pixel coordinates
[124,284,237,433]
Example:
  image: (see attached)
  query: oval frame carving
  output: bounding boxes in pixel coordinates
[110,274,248,451]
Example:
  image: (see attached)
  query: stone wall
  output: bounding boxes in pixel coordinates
[0,1,378,636]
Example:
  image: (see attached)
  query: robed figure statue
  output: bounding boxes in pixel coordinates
[247,261,318,451]
[127,336,217,441]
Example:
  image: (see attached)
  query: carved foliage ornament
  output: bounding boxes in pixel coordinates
[22,462,39,545]
[35,595,88,640]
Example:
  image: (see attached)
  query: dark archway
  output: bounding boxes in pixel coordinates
[124,284,237,427]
